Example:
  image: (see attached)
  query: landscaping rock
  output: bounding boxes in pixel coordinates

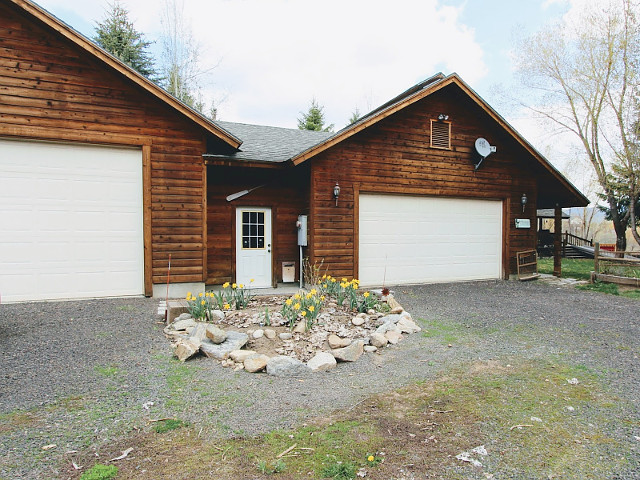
[266,355,311,377]
[229,349,257,362]
[188,322,211,342]
[377,314,403,326]
[390,306,404,314]
[252,329,264,339]
[264,328,276,339]
[369,332,388,348]
[209,310,225,322]
[172,318,197,331]
[279,332,293,340]
[375,322,400,335]
[332,340,364,362]
[244,354,270,373]
[307,352,337,372]
[200,331,249,360]
[387,297,403,311]
[351,317,365,326]
[293,321,307,333]
[364,345,378,353]
[367,309,376,315]
[173,338,200,362]
[385,331,403,344]
[205,325,227,344]
[397,317,421,334]
[328,334,351,349]
[177,312,192,321]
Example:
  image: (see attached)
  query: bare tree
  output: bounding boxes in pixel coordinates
[514,0,640,250]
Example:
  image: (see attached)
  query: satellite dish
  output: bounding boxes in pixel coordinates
[475,138,496,158]
[473,138,497,171]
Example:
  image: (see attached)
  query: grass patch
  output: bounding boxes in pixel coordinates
[154,418,188,434]
[538,258,593,280]
[79,464,118,480]
[419,318,464,344]
[93,365,121,377]
[576,282,640,299]
[97,358,632,480]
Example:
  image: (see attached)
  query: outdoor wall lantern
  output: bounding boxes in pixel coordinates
[521,193,528,212]
[333,182,341,206]
[438,113,449,121]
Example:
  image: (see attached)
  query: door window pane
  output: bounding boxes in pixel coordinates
[241,210,266,250]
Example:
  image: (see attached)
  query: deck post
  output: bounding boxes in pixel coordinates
[553,205,562,277]
[594,242,600,274]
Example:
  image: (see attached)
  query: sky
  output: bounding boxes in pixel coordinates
[34,0,588,186]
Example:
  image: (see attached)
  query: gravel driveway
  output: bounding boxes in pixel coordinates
[1,280,639,478]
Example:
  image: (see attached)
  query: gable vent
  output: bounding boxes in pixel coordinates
[430,119,451,149]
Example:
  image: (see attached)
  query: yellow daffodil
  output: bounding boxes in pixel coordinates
[342,277,347,282]
[222,282,230,288]
[294,293,301,299]
[300,311,307,317]
[201,300,206,305]
[320,295,325,301]
[250,278,255,283]
[285,298,293,306]
[308,305,315,312]
[310,288,317,295]
[198,292,204,297]
[224,303,231,310]
[306,293,312,299]
[239,284,244,289]
[331,278,337,283]
[232,283,237,289]
[367,455,375,462]
[363,291,370,298]
[186,291,192,298]
[321,274,327,279]
[293,303,301,310]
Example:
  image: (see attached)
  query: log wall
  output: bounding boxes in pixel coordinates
[308,86,538,279]
[0,1,227,292]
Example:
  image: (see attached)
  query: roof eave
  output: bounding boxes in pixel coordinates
[11,0,242,149]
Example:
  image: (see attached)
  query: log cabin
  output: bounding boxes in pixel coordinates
[0,0,588,302]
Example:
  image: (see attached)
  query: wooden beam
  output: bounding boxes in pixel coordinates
[142,144,153,296]
[553,205,562,277]
[353,182,360,280]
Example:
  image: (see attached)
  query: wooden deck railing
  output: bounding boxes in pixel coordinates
[593,243,640,287]
[563,232,593,248]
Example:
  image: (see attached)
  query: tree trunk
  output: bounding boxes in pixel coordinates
[630,192,640,247]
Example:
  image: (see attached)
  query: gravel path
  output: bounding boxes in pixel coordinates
[1,280,639,479]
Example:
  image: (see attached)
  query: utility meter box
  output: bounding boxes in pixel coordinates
[282,262,296,283]
[297,215,308,246]
[515,218,531,229]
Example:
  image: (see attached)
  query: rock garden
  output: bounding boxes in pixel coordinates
[164,276,422,376]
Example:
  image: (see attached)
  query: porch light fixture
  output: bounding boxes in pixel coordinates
[438,114,449,121]
[521,193,528,212]
[333,182,341,206]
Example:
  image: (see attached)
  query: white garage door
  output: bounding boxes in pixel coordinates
[359,194,502,286]
[0,138,144,302]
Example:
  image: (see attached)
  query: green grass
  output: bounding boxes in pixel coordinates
[93,365,121,377]
[79,464,118,480]
[577,281,640,299]
[153,418,188,433]
[538,258,594,280]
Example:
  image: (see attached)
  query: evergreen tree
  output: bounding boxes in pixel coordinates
[348,107,361,125]
[93,1,156,78]
[297,99,334,132]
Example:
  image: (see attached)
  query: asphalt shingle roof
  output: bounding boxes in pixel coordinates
[205,121,333,163]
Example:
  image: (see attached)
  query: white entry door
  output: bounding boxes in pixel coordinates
[236,207,272,288]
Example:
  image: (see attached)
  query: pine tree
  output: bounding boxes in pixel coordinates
[348,107,361,125]
[297,99,334,132]
[93,1,156,78]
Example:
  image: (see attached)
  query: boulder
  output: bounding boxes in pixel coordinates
[375,322,400,336]
[200,331,249,360]
[205,325,227,344]
[306,352,337,372]
[188,323,210,342]
[390,306,404,314]
[351,317,365,326]
[332,340,364,362]
[385,330,403,345]
[173,338,201,362]
[369,332,388,348]
[266,355,311,377]
[293,321,307,333]
[328,334,351,349]
[397,317,421,334]
[229,349,257,362]
[264,328,277,339]
[387,296,403,311]
[176,312,192,321]
[376,314,403,326]
[364,345,378,353]
[244,354,270,373]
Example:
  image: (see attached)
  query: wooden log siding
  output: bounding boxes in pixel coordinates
[308,87,539,280]
[0,1,230,290]
[206,165,310,285]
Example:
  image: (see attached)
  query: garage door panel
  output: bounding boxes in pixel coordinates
[0,138,144,302]
[359,194,502,285]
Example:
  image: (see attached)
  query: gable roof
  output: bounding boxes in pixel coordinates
[289,73,588,207]
[9,0,241,149]
[204,121,332,164]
